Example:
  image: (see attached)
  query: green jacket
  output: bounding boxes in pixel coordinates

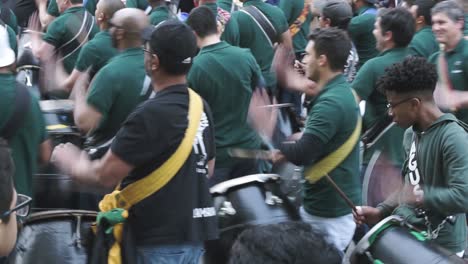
[378,114,468,253]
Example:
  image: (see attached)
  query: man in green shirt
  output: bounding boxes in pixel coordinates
[74,8,152,154]
[405,0,438,58]
[353,8,414,169]
[279,0,313,56]
[187,6,263,186]
[59,0,124,92]
[251,28,361,252]
[217,0,235,12]
[33,0,99,74]
[35,0,97,28]
[126,0,149,11]
[0,5,18,34]
[223,0,292,93]
[148,0,172,26]
[0,25,51,197]
[355,56,468,257]
[349,0,378,68]
[428,1,468,124]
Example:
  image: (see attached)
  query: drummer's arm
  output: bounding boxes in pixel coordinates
[38,139,53,164]
[73,74,102,134]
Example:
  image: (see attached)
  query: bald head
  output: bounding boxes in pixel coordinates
[97,0,125,19]
[112,8,150,33]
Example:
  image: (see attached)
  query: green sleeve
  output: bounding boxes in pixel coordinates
[248,52,262,90]
[47,0,60,16]
[6,25,17,55]
[352,60,376,100]
[303,97,342,144]
[222,12,240,45]
[1,8,18,34]
[279,0,293,25]
[86,69,116,117]
[423,128,468,215]
[43,18,64,47]
[75,41,97,72]
[276,8,289,34]
[126,0,148,10]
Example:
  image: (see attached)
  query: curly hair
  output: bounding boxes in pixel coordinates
[377,56,437,95]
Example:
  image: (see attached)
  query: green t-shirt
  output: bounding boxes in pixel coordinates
[302,75,361,217]
[0,73,47,196]
[47,0,98,16]
[43,6,99,74]
[149,5,170,26]
[126,0,149,10]
[429,39,468,124]
[0,6,18,34]
[86,48,152,144]
[353,47,409,166]
[6,25,17,55]
[75,30,117,77]
[349,6,379,68]
[408,26,438,58]
[464,14,468,37]
[217,0,234,12]
[382,114,468,253]
[223,0,289,90]
[279,0,312,54]
[188,41,262,167]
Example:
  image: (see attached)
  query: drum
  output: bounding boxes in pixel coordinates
[204,174,300,264]
[16,30,42,99]
[351,215,465,264]
[8,210,97,264]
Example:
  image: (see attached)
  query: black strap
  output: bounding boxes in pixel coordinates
[57,11,95,60]
[1,82,31,140]
[242,5,278,46]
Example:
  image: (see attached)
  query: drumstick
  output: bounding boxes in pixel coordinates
[324,174,358,214]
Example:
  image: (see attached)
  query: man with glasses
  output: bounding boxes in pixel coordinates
[355,56,468,257]
[0,138,32,257]
[73,8,152,160]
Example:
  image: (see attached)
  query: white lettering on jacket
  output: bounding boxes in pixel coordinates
[408,140,424,199]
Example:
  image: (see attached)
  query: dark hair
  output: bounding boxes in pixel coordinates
[186,6,218,38]
[229,221,342,264]
[0,139,14,223]
[378,8,415,47]
[308,28,351,72]
[414,0,436,25]
[431,0,464,22]
[70,0,84,4]
[377,56,437,95]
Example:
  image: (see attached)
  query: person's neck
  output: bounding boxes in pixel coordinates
[316,70,342,90]
[415,22,427,32]
[152,74,187,92]
[380,41,396,53]
[117,42,141,51]
[198,34,221,48]
[67,3,83,9]
[445,34,462,51]
[414,102,443,131]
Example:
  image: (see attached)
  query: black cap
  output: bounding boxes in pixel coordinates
[142,19,197,66]
[322,0,353,22]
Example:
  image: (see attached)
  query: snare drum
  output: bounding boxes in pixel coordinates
[351,215,465,264]
[40,100,82,147]
[8,210,97,264]
[204,174,300,264]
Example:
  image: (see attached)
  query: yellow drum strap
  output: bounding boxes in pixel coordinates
[304,89,362,183]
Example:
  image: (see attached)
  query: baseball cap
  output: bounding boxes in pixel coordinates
[0,25,15,68]
[141,19,197,67]
[322,0,353,27]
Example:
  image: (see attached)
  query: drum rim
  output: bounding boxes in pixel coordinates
[354,215,404,254]
[210,174,280,195]
[24,210,97,224]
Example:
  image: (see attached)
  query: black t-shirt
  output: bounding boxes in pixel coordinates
[111,84,218,246]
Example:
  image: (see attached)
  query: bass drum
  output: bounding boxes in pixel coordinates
[8,210,97,264]
[350,215,465,264]
[204,174,300,264]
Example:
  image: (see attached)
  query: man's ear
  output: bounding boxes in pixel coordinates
[317,54,327,67]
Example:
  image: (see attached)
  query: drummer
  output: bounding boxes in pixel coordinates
[354,56,468,257]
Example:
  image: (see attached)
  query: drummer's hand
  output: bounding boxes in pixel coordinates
[270,149,286,163]
[248,88,278,141]
[400,184,424,206]
[51,143,85,176]
[353,206,383,226]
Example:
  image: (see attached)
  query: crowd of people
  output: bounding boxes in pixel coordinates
[1,0,468,263]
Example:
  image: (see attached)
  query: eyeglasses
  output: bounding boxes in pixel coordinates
[1,194,32,221]
[386,97,417,110]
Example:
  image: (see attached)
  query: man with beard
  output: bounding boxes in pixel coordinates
[251,28,361,252]
[348,0,378,68]
[73,8,152,156]
[429,0,468,124]
[58,0,124,92]
[405,0,438,58]
[355,56,468,257]
[352,8,415,172]
[52,19,218,262]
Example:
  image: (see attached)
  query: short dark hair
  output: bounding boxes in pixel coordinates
[308,28,351,72]
[378,8,415,47]
[229,221,342,264]
[0,139,14,223]
[431,0,464,22]
[415,0,436,25]
[377,56,437,95]
[186,6,218,38]
[70,0,84,4]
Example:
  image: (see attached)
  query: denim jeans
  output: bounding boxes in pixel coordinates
[136,243,204,264]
